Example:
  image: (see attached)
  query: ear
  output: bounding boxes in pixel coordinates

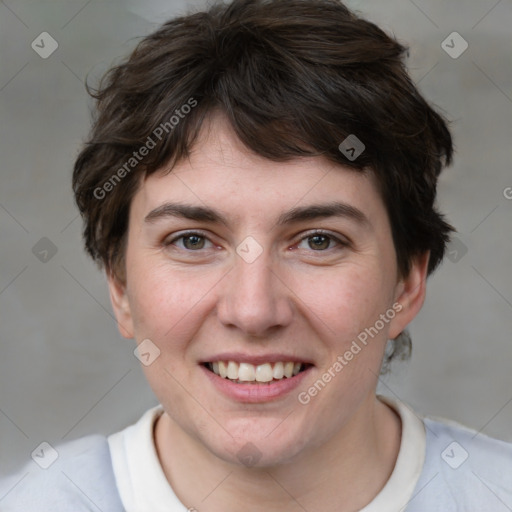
[388,252,430,340]
[107,272,134,339]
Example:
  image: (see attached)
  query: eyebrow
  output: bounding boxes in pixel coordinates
[144,201,370,228]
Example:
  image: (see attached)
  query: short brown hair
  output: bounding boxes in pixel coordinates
[73,0,454,362]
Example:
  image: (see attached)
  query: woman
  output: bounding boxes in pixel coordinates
[2,0,511,510]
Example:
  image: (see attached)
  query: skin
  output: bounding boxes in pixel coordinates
[108,112,429,512]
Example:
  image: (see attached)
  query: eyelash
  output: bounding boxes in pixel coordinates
[164,229,349,253]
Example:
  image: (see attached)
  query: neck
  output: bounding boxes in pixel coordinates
[154,395,401,512]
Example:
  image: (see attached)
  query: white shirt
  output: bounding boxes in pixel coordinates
[3,396,511,510]
[108,395,427,512]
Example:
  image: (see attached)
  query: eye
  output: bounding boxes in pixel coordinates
[296,230,347,251]
[165,231,214,251]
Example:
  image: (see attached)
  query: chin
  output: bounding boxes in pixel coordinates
[202,419,310,469]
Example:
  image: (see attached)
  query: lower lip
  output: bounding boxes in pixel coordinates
[200,365,312,403]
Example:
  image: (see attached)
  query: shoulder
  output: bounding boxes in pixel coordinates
[408,415,512,511]
[0,434,125,512]
[423,415,512,480]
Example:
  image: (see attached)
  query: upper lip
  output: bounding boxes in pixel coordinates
[200,352,314,366]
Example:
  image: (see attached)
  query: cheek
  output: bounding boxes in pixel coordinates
[126,261,219,347]
[294,264,394,343]
[291,268,394,426]
[126,263,218,404]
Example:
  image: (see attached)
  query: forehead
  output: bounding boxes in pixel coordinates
[133,113,386,225]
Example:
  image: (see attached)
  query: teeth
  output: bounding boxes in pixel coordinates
[227,361,238,380]
[255,363,273,382]
[238,363,256,381]
[273,361,284,379]
[218,361,228,378]
[208,360,305,383]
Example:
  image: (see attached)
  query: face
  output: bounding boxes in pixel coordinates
[109,113,427,467]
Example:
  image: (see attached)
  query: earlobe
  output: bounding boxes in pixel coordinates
[107,272,134,339]
[388,252,430,340]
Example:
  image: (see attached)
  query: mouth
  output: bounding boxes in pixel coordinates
[203,360,311,384]
[200,358,313,402]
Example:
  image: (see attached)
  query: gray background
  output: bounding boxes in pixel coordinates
[1,0,511,477]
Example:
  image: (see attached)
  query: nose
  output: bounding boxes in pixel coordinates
[216,249,294,337]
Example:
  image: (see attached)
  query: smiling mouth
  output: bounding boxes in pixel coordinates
[203,361,311,384]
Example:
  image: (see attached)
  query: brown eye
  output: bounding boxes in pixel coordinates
[297,231,344,252]
[307,234,332,250]
[182,234,205,250]
[165,231,213,251]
